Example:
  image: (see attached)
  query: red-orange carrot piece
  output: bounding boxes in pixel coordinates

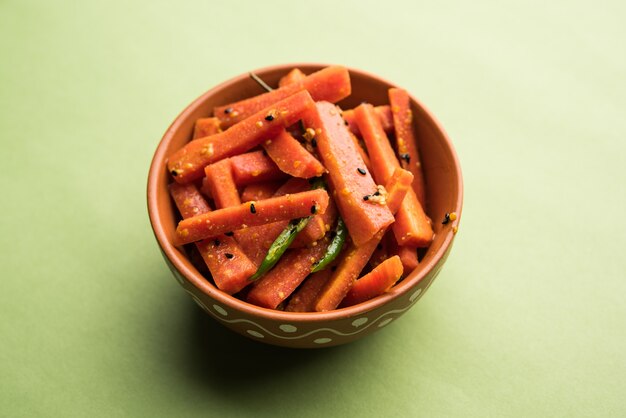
[230,150,288,185]
[354,103,433,247]
[291,197,338,248]
[176,189,329,245]
[369,238,389,269]
[385,167,414,213]
[303,102,394,246]
[313,167,412,311]
[168,90,316,183]
[194,239,255,295]
[343,105,393,137]
[169,182,211,218]
[348,131,372,173]
[247,240,329,309]
[169,183,256,294]
[215,66,351,127]
[389,88,426,206]
[235,178,311,265]
[385,230,419,272]
[278,68,306,88]
[285,269,333,312]
[264,129,326,178]
[203,159,240,209]
[240,182,281,202]
[314,236,381,312]
[397,245,419,272]
[193,117,222,139]
[340,256,403,307]
[393,194,433,247]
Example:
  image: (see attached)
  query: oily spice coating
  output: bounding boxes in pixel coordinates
[167,66,440,311]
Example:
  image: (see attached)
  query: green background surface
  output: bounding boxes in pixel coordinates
[1,0,625,416]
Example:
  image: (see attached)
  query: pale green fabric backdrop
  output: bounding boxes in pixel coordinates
[1,0,625,416]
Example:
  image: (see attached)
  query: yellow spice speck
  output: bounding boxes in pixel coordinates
[201,143,214,156]
[449,212,458,221]
[452,226,458,234]
[303,128,316,141]
[180,229,189,237]
[256,121,263,128]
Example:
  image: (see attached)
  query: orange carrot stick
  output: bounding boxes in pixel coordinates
[169,183,256,294]
[230,150,288,185]
[285,269,333,312]
[397,245,419,272]
[385,167,414,213]
[168,90,316,183]
[240,182,281,202]
[264,129,326,178]
[348,131,372,173]
[389,88,426,206]
[369,238,388,269]
[246,240,329,309]
[354,103,433,247]
[169,182,211,218]
[340,256,403,307]
[278,68,306,88]
[235,178,310,265]
[291,197,337,248]
[176,189,329,245]
[203,159,240,209]
[343,105,393,137]
[313,167,412,311]
[314,236,381,312]
[303,101,394,246]
[193,117,222,140]
[214,66,351,127]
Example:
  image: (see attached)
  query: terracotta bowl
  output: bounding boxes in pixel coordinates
[147,63,463,348]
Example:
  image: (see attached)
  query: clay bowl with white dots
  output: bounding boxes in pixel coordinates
[147,63,463,348]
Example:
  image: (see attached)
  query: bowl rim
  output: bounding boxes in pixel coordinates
[147,62,463,323]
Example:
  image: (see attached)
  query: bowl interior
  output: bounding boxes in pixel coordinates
[148,63,462,321]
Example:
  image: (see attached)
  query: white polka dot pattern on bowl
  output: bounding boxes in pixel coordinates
[246,330,264,338]
[279,324,297,333]
[174,257,444,345]
[351,317,368,327]
[212,304,228,316]
[409,288,422,302]
[378,318,393,328]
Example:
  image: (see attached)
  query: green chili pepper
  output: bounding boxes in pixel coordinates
[311,217,347,273]
[248,216,311,281]
[248,176,326,282]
